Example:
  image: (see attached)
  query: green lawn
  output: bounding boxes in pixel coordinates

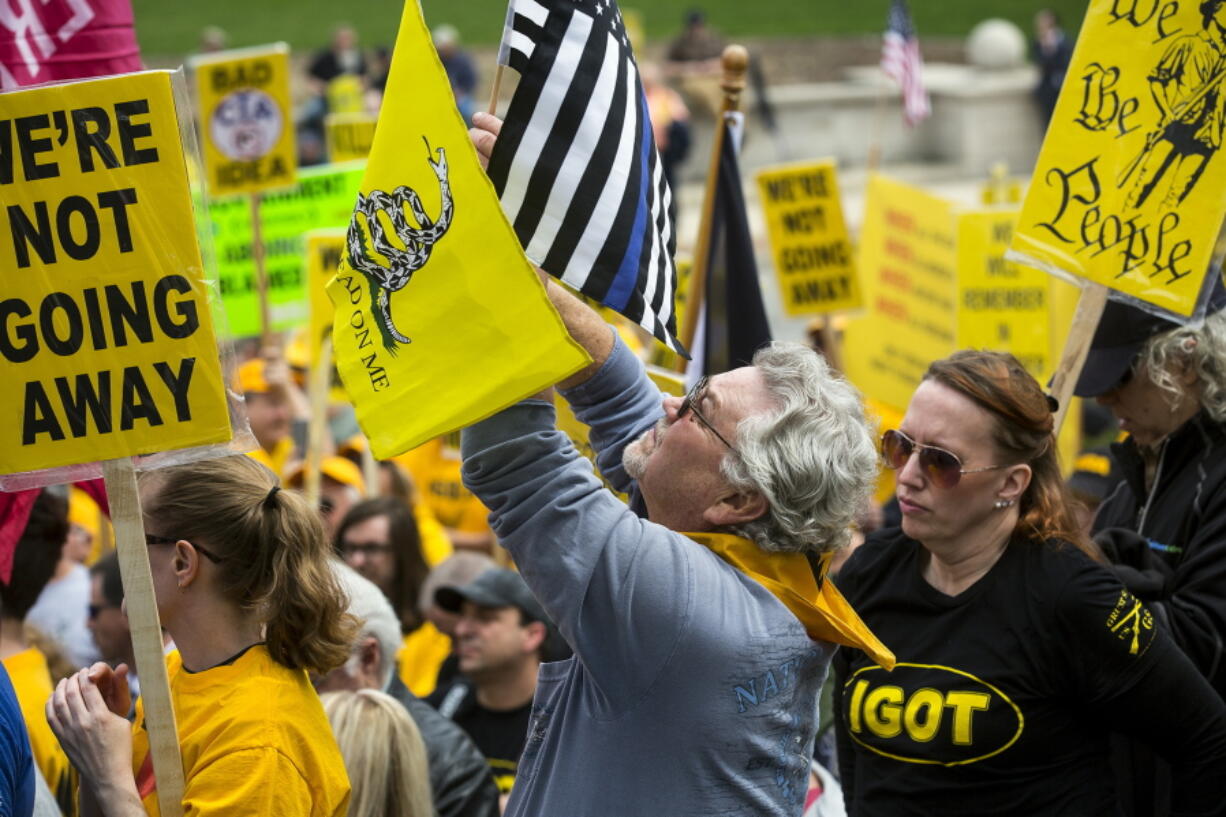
[133,0,1091,58]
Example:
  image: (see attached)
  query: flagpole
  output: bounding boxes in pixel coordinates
[676,44,749,371]
[486,63,506,116]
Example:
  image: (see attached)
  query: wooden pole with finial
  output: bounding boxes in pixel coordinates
[675,45,750,372]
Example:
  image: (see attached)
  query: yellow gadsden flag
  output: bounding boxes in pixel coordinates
[1012,0,1226,317]
[327,1,589,459]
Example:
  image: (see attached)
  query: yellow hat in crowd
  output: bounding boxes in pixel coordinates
[235,358,270,394]
[285,456,366,493]
[337,435,368,460]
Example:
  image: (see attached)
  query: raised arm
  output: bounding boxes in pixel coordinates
[461,400,692,706]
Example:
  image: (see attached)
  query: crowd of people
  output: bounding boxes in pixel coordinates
[5,11,1226,817]
[5,214,1226,815]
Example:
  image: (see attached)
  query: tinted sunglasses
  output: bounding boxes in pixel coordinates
[881,429,1008,489]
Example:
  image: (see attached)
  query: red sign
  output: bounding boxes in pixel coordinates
[0,0,141,90]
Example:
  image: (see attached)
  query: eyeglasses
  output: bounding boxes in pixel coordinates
[339,541,392,558]
[145,533,224,564]
[880,429,1009,489]
[678,375,737,453]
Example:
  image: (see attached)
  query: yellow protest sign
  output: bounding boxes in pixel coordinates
[306,229,346,367]
[956,209,1083,471]
[190,44,297,198]
[756,160,861,315]
[326,75,366,115]
[0,71,232,475]
[327,0,589,459]
[326,113,378,164]
[957,211,1053,376]
[843,175,958,412]
[1012,0,1226,317]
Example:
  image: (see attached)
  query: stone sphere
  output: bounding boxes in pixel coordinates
[966,19,1028,70]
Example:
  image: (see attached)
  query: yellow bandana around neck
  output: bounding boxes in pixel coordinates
[685,531,896,671]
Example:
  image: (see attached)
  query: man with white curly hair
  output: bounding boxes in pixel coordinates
[462,113,890,817]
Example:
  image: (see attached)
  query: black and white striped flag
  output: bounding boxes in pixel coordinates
[487,0,685,354]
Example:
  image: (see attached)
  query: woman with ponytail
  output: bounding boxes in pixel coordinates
[46,455,356,816]
[831,351,1226,816]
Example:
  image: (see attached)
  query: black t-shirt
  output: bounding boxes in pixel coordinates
[430,682,531,796]
[831,529,1219,817]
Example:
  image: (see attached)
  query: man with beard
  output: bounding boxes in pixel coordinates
[461,116,890,817]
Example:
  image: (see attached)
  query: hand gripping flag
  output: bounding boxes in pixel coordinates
[326,0,589,459]
[487,0,686,355]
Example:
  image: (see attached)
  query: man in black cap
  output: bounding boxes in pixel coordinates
[428,568,560,801]
[1077,278,1226,816]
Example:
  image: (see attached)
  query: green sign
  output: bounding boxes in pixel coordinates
[211,161,364,338]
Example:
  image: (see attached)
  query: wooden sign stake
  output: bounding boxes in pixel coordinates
[250,192,273,349]
[304,337,333,508]
[101,458,185,817]
[1048,282,1109,435]
[360,442,379,499]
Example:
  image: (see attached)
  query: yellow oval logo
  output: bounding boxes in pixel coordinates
[843,663,1024,766]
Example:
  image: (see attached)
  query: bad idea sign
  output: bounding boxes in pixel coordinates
[190,44,297,198]
[0,71,231,475]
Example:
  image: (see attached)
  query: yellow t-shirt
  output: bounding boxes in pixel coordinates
[395,436,492,534]
[412,501,454,567]
[1,648,77,815]
[396,621,452,698]
[245,437,296,483]
[132,646,349,817]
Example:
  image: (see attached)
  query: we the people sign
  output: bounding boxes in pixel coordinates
[1012,0,1226,316]
[0,71,231,474]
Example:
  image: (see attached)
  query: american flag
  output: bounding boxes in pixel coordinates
[881,0,931,126]
[487,0,684,354]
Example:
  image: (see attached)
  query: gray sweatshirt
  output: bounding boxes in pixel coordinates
[461,335,831,817]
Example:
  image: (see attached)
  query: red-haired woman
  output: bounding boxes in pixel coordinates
[832,351,1226,816]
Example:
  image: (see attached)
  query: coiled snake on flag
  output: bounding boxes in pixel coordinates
[347,137,454,348]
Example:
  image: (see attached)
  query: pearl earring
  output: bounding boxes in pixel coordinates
[993,499,1014,509]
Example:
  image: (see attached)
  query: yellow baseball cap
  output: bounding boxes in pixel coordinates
[285,456,366,492]
[234,358,270,394]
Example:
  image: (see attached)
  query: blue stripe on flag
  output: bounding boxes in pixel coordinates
[605,92,653,311]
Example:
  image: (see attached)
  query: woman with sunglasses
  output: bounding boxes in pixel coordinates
[831,350,1226,816]
[45,455,356,816]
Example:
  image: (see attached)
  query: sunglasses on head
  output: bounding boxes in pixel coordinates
[880,429,1009,489]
